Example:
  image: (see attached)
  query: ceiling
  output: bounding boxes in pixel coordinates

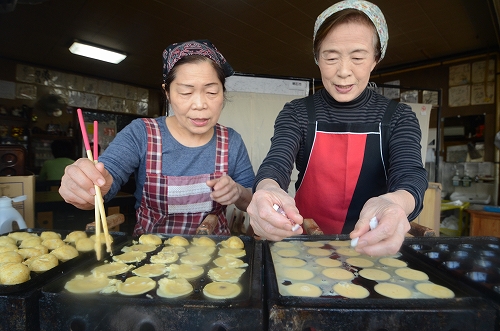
[0,0,499,90]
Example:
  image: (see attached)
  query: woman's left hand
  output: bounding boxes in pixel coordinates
[206,175,252,211]
[350,191,414,256]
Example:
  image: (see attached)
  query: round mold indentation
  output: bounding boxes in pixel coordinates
[486,243,500,250]
[474,258,499,270]
[493,285,500,294]
[436,243,452,251]
[1,152,18,164]
[465,271,500,284]
[451,250,470,259]
[458,243,474,250]
[425,251,447,260]
[442,260,473,271]
[480,250,498,258]
[408,243,432,251]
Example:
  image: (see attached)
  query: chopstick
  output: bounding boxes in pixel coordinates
[76,108,112,259]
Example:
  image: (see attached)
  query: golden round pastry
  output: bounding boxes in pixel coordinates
[307,248,331,257]
[328,240,351,247]
[117,276,156,295]
[161,245,186,254]
[285,283,322,297]
[8,232,36,242]
[24,253,59,272]
[374,283,412,299]
[0,251,24,263]
[32,245,49,254]
[180,254,212,266]
[0,236,16,246]
[157,278,193,298]
[187,245,216,256]
[18,248,43,259]
[218,247,246,258]
[40,231,61,240]
[0,244,18,253]
[336,247,361,257]
[65,274,114,294]
[303,241,324,248]
[395,268,429,281]
[192,237,216,247]
[213,256,248,268]
[203,281,241,299]
[278,257,307,268]
[275,249,300,258]
[315,257,342,268]
[50,245,79,262]
[164,236,189,247]
[322,268,354,281]
[138,234,162,246]
[167,264,204,279]
[273,242,295,248]
[19,236,42,248]
[132,264,168,277]
[0,262,30,285]
[64,231,87,243]
[415,282,454,298]
[92,262,134,276]
[346,257,375,268]
[333,282,370,299]
[121,244,157,253]
[220,236,244,249]
[379,257,407,268]
[281,268,314,281]
[90,234,114,244]
[150,251,179,264]
[208,267,245,283]
[41,238,65,250]
[113,251,147,263]
[359,268,392,281]
[75,238,95,252]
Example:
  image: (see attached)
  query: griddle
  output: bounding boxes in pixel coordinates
[402,236,500,330]
[39,234,263,331]
[0,228,127,331]
[264,235,497,331]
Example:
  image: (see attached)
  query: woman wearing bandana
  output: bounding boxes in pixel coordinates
[247,0,427,256]
[60,40,254,235]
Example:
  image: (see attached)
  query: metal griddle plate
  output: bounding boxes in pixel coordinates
[0,228,128,294]
[402,236,500,303]
[39,234,263,331]
[264,234,497,331]
[0,229,128,331]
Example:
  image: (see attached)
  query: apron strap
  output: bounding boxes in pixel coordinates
[296,94,316,189]
[380,99,399,168]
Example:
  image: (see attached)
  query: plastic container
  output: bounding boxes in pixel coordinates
[0,195,28,234]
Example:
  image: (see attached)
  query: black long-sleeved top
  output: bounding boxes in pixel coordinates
[254,87,428,221]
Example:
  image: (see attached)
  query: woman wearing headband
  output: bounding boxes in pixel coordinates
[60,40,254,235]
[247,0,427,256]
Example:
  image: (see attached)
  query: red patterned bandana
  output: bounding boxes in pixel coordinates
[162,39,234,80]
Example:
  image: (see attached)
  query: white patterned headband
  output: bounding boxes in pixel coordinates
[313,0,388,62]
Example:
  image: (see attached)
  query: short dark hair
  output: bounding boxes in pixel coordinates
[51,139,73,159]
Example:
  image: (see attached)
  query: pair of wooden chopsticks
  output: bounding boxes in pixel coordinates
[77,108,112,260]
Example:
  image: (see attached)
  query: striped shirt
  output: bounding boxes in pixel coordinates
[254,87,428,221]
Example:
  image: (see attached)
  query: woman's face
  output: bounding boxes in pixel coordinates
[166,60,224,139]
[317,21,377,102]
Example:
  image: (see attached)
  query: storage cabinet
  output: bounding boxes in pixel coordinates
[467,209,500,237]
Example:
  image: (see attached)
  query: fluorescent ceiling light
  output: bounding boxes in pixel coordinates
[69,41,126,64]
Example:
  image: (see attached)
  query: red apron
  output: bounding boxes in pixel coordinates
[134,118,230,236]
[294,96,397,234]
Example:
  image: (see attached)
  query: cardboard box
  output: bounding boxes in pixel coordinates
[415,182,441,236]
[0,174,35,228]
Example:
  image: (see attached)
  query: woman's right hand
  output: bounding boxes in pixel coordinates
[247,179,303,241]
[59,158,113,210]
